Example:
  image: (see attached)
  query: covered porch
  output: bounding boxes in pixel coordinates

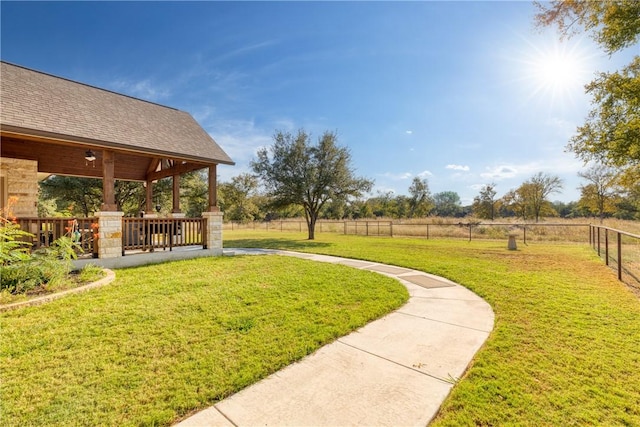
[1,61,234,261]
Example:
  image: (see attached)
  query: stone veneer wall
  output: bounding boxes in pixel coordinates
[202,211,224,254]
[96,211,124,259]
[0,157,39,217]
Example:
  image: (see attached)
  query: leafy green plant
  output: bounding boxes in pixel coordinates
[1,197,82,294]
[0,221,33,266]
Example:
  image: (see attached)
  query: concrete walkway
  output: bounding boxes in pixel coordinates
[176,249,494,426]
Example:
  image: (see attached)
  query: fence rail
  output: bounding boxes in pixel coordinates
[226,220,592,243]
[122,217,205,253]
[15,217,97,257]
[590,225,640,290]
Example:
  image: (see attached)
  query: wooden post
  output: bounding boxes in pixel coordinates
[172,174,181,213]
[605,229,609,266]
[617,232,622,281]
[208,164,219,212]
[101,150,117,211]
[145,180,153,214]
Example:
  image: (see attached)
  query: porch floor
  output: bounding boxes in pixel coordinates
[72,245,222,270]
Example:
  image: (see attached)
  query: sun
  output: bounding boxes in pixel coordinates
[518,38,595,108]
[533,48,582,90]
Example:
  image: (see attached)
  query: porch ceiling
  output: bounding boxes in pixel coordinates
[1,134,208,182]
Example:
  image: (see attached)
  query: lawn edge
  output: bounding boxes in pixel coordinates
[0,268,116,313]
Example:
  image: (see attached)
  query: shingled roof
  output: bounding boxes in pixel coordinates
[0,61,234,165]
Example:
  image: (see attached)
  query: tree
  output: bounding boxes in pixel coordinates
[37,175,195,217]
[39,176,102,217]
[219,173,261,223]
[614,166,640,219]
[520,172,564,222]
[534,1,640,54]
[535,1,640,169]
[551,200,583,218]
[501,188,528,220]
[408,177,434,218]
[345,199,373,219]
[433,191,462,217]
[569,58,640,168]
[472,183,498,220]
[577,163,619,222]
[251,129,373,239]
[181,171,209,218]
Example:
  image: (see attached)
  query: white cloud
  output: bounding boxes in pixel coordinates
[109,78,170,102]
[446,164,470,172]
[480,165,519,180]
[405,130,413,134]
[417,170,433,178]
[379,172,413,180]
[203,118,272,179]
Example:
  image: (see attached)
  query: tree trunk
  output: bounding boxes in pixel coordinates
[306,211,318,240]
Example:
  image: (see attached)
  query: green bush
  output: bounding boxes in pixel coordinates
[1,222,81,293]
[0,221,33,266]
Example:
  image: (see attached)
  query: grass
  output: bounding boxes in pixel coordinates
[224,230,640,426]
[0,255,408,426]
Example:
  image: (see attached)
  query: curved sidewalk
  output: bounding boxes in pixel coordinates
[176,249,494,426]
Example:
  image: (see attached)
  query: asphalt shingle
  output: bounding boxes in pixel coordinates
[0,62,234,165]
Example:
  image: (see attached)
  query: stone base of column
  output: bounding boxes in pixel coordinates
[96,211,124,259]
[202,211,224,253]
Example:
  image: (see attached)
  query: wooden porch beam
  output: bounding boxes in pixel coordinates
[208,164,219,212]
[147,158,161,174]
[146,162,206,182]
[145,180,153,214]
[172,174,181,213]
[101,150,117,211]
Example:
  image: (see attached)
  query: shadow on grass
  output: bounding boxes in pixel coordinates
[224,237,331,251]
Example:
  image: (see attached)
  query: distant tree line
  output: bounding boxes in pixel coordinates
[218,167,638,224]
[37,159,639,226]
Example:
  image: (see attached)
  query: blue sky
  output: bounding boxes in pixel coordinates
[2,1,637,204]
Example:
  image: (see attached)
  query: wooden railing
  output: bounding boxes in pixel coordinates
[15,217,97,256]
[122,217,205,252]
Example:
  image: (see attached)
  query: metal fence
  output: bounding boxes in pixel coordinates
[226,219,640,291]
[226,220,591,243]
[16,217,97,257]
[122,217,205,253]
[590,225,640,291]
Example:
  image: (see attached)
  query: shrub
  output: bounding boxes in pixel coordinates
[1,198,81,294]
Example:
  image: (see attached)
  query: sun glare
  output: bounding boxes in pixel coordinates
[517,37,596,108]
[534,50,581,89]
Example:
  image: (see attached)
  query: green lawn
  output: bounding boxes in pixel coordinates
[3,231,639,426]
[0,255,407,426]
[225,231,640,426]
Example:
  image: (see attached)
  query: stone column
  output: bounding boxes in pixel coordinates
[202,211,223,255]
[96,211,124,259]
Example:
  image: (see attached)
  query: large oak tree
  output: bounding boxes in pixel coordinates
[251,129,373,239]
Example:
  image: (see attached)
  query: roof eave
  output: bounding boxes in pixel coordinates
[0,125,236,166]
